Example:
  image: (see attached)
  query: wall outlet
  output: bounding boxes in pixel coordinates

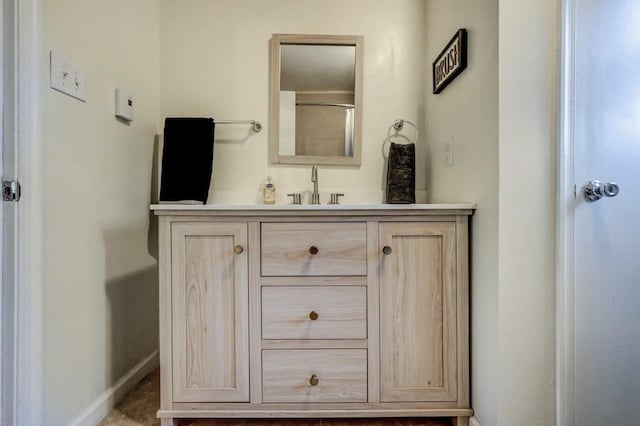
[445,137,454,167]
[50,51,86,102]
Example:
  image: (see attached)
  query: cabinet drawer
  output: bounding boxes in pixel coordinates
[262,286,367,339]
[262,349,367,403]
[261,223,367,276]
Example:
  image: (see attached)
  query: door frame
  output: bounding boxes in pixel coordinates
[2,0,44,424]
[556,0,577,424]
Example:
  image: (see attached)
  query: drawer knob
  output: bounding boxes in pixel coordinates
[309,310,319,321]
[309,246,319,255]
[383,245,392,255]
[234,245,244,254]
[309,374,319,386]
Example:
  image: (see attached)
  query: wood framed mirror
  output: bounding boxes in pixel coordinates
[269,34,364,166]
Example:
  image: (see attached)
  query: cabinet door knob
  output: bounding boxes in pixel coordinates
[383,246,392,255]
[234,245,244,254]
[309,374,319,386]
[309,310,319,321]
[309,246,319,255]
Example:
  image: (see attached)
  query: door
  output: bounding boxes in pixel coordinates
[379,222,456,402]
[1,0,19,422]
[171,222,249,402]
[572,0,640,423]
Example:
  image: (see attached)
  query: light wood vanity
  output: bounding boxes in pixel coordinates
[152,204,475,425]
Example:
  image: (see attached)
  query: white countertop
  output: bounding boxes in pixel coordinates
[150,203,476,211]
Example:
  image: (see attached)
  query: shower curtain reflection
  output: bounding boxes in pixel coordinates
[345,106,355,157]
[294,103,355,157]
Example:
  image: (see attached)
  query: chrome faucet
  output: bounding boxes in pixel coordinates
[310,165,320,205]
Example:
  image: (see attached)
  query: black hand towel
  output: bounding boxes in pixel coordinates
[160,118,215,204]
[385,142,416,204]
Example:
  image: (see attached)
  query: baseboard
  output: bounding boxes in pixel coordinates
[469,416,482,426]
[69,349,159,426]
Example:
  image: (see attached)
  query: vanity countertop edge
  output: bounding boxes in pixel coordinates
[150,203,476,216]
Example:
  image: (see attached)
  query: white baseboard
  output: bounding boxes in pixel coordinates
[469,416,482,426]
[69,350,159,426]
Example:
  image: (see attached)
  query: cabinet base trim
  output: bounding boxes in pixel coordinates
[158,408,473,419]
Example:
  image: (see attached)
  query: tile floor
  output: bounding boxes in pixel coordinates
[99,369,452,426]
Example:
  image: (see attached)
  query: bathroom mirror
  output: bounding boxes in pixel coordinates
[269,34,364,166]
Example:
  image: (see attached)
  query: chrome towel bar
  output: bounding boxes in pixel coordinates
[213,119,263,133]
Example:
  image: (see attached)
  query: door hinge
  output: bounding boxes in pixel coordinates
[3,180,21,202]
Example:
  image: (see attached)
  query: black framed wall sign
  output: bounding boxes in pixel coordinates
[432,29,467,94]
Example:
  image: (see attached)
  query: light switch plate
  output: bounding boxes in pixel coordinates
[445,137,454,167]
[50,51,86,102]
[115,88,134,122]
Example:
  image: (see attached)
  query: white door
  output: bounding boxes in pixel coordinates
[573,0,640,423]
[1,0,19,423]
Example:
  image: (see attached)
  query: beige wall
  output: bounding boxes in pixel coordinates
[42,1,160,424]
[426,1,558,424]
[423,1,499,425]
[37,1,558,424]
[159,0,427,204]
[498,0,557,424]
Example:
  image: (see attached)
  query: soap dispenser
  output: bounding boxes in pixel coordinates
[263,176,276,205]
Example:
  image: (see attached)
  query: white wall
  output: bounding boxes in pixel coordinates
[423,2,499,425]
[159,0,428,204]
[42,1,160,424]
[498,0,557,424]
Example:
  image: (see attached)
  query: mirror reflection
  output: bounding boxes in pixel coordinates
[279,44,356,157]
[269,35,363,166]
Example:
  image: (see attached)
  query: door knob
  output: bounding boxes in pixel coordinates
[602,182,620,197]
[583,180,620,202]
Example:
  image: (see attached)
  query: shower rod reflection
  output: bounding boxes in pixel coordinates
[296,102,355,108]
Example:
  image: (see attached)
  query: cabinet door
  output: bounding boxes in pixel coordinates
[379,222,457,402]
[171,222,249,402]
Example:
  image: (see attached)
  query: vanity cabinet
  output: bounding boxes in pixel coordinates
[379,223,457,403]
[170,223,249,403]
[153,205,474,426]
